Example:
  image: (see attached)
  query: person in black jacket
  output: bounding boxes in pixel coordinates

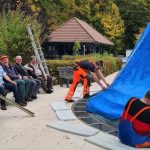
[14,56,41,99]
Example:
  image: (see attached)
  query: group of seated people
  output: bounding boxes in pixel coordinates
[0,55,54,110]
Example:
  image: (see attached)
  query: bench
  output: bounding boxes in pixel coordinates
[57,67,73,88]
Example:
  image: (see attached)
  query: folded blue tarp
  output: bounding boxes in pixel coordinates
[86,23,150,119]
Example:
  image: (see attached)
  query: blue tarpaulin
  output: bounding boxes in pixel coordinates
[86,23,150,119]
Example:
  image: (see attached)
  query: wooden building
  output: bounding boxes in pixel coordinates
[44,17,114,59]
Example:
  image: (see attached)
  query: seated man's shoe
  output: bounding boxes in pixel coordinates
[25,98,33,102]
[1,101,7,110]
[46,89,53,94]
[21,101,27,105]
[31,95,37,99]
[16,101,27,106]
[65,99,75,103]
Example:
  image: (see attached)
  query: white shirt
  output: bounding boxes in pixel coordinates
[31,63,42,76]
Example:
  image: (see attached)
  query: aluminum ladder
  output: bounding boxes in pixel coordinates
[27,25,50,76]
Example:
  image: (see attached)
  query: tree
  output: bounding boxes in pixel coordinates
[0,9,41,60]
[73,40,81,55]
[114,0,150,49]
[99,2,125,53]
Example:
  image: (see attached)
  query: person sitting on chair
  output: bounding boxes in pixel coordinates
[65,60,109,103]
[25,56,53,94]
[118,91,150,148]
[14,56,41,99]
[0,65,26,109]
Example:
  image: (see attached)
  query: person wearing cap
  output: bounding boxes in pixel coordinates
[118,91,150,148]
[14,55,41,100]
[0,56,32,103]
[25,56,53,94]
[0,64,26,108]
[65,60,109,103]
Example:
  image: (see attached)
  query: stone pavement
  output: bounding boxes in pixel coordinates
[0,72,118,150]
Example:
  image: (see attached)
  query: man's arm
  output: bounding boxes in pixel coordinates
[90,72,107,90]
[3,74,16,85]
[95,69,109,87]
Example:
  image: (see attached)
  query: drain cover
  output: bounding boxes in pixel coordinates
[72,97,119,136]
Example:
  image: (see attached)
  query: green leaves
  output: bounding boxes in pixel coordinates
[73,40,81,55]
[0,9,41,60]
[114,0,150,49]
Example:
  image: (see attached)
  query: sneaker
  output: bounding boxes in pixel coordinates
[65,99,75,103]
[31,95,37,99]
[16,101,27,106]
[1,101,7,110]
[46,89,53,94]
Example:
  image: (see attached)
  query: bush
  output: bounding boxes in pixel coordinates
[46,54,122,84]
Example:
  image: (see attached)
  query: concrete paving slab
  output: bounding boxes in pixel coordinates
[47,121,99,136]
[85,131,146,150]
[51,101,70,111]
[56,110,77,121]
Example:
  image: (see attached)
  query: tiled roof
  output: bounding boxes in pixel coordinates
[48,17,114,45]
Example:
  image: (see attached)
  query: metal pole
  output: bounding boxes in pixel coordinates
[0,94,34,117]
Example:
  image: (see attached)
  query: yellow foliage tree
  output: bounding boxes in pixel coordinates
[100,3,125,53]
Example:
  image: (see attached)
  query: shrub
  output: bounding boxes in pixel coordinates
[46,54,122,84]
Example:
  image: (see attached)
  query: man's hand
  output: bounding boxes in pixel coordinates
[101,84,107,90]
[11,81,17,85]
[28,68,33,72]
[23,76,28,79]
[18,76,22,80]
[106,82,110,87]
[44,76,47,80]
[29,76,33,79]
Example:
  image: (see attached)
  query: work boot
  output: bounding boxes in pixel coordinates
[65,99,75,103]
[1,100,7,110]
[83,94,91,99]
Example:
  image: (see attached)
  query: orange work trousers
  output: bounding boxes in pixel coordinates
[65,67,90,101]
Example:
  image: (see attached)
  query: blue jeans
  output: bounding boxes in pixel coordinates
[0,85,5,95]
[33,79,41,96]
[0,85,5,105]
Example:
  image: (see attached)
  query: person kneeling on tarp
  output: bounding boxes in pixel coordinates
[118,91,150,148]
[64,60,109,103]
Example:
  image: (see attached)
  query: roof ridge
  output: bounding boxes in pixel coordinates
[51,17,75,32]
[75,18,113,45]
[74,18,96,43]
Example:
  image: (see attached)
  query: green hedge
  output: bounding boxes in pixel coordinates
[46,54,122,85]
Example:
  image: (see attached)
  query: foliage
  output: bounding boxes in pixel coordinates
[0,9,41,60]
[46,54,122,84]
[114,0,150,49]
[99,2,124,53]
[1,0,150,55]
[73,40,81,55]
[36,0,76,31]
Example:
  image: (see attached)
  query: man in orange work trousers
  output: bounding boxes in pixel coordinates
[65,60,109,102]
